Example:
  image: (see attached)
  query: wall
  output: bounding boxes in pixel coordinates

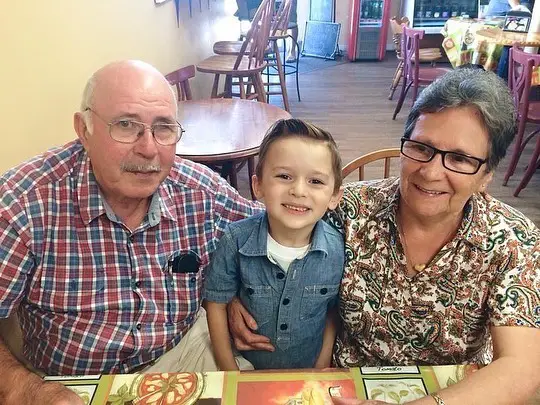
[0,0,240,173]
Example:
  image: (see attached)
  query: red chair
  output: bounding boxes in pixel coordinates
[392,26,451,120]
[504,45,540,196]
[165,65,196,101]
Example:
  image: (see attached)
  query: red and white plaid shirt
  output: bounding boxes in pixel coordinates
[0,140,260,375]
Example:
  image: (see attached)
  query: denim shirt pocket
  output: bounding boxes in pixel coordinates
[300,284,340,321]
[240,284,273,328]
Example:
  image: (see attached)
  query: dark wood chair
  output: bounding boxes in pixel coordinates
[342,148,401,180]
[213,0,293,111]
[165,65,196,101]
[392,26,451,120]
[388,17,442,100]
[197,0,274,102]
[504,45,540,196]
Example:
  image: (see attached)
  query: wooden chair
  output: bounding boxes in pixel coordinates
[504,45,540,196]
[213,0,293,111]
[197,0,274,102]
[342,148,401,180]
[388,17,442,100]
[392,26,451,120]
[165,65,196,101]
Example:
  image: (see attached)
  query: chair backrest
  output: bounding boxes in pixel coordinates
[402,25,425,83]
[271,0,293,36]
[236,0,275,69]
[390,17,410,58]
[342,148,401,180]
[509,45,540,120]
[165,65,196,101]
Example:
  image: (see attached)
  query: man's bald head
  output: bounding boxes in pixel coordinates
[80,60,176,130]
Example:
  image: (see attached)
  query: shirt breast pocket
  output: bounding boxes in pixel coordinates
[164,250,203,325]
[37,269,106,313]
[240,284,273,328]
[300,284,340,321]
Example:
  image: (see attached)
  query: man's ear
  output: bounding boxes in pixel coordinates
[327,186,344,210]
[251,175,264,202]
[74,112,90,150]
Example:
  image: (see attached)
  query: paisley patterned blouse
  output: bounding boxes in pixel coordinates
[328,178,539,367]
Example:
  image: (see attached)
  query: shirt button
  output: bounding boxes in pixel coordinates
[320,288,328,295]
[136,323,142,330]
[135,281,141,288]
[280,323,288,331]
[277,273,285,280]
[282,298,290,305]
[246,288,254,295]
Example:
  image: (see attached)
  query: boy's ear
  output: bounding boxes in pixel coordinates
[327,186,344,210]
[251,175,264,202]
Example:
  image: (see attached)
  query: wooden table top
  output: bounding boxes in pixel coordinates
[475,27,540,46]
[176,98,291,162]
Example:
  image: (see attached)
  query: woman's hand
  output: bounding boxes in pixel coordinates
[227,297,274,352]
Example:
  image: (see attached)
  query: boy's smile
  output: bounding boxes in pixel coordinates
[252,136,342,247]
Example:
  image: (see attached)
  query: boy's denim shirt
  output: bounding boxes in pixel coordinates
[204,212,345,369]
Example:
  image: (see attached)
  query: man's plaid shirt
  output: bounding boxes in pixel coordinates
[0,140,261,375]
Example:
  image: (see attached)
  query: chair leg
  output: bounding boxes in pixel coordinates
[238,76,246,99]
[224,75,233,98]
[514,135,540,196]
[253,73,267,103]
[211,74,220,98]
[504,118,532,185]
[393,79,412,120]
[389,60,404,100]
[291,35,301,102]
[273,40,290,112]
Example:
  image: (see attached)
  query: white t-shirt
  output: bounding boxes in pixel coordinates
[267,233,310,273]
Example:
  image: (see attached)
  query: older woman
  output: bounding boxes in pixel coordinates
[228,68,539,404]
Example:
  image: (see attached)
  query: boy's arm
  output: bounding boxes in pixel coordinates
[314,307,340,369]
[206,301,239,371]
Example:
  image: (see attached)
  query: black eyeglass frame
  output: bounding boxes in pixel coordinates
[84,108,185,146]
[400,137,487,175]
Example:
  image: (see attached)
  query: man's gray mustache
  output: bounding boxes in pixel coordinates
[121,163,161,173]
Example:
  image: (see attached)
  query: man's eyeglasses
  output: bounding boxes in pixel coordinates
[84,108,185,146]
[400,138,487,175]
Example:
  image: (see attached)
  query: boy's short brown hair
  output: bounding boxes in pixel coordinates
[256,119,342,193]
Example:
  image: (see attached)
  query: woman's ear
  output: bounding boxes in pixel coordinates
[479,171,494,192]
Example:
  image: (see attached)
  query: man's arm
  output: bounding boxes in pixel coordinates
[227,296,275,352]
[0,336,83,405]
[314,308,339,369]
[206,302,239,371]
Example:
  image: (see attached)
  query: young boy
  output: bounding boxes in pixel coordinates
[204,119,344,370]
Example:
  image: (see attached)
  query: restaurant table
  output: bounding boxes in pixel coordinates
[475,27,540,79]
[45,365,480,404]
[176,98,291,198]
[441,17,505,70]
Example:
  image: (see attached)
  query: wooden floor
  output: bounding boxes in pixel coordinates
[235,54,540,226]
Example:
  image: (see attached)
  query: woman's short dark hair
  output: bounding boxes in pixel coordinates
[256,119,343,193]
[403,68,516,172]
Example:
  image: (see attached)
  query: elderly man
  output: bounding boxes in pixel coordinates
[0,60,261,404]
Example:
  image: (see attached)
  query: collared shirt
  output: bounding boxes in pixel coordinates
[0,140,261,375]
[203,212,345,369]
[327,177,539,367]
